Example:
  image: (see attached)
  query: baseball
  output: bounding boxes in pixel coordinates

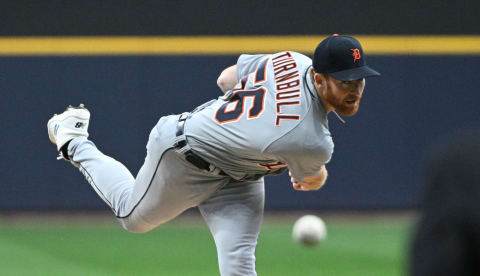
[292,215,327,246]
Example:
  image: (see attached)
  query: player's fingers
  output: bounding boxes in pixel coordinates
[301,183,321,191]
[299,185,312,191]
[293,182,311,191]
[294,182,313,191]
[300,185,310,191]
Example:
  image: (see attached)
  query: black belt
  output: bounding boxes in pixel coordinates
[175,114,226,176]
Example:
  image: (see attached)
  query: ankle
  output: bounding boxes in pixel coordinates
[60,140,72,160]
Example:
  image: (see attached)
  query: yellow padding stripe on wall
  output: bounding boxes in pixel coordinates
[0,36,479,55]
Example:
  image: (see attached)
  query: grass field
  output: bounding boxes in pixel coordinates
[0,212,412,276]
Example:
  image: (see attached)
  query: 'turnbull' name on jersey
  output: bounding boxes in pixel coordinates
[185,51,334,182]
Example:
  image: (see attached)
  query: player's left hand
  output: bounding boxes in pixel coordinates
[289,168,327,191]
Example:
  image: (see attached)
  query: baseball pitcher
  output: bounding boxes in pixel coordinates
[47,35,380,276]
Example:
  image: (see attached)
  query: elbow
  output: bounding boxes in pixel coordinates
[217,74,228,91]
[216,66,238,93]
[217,72,235,93]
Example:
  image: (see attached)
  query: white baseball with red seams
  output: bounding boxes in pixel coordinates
[292,215,327,246]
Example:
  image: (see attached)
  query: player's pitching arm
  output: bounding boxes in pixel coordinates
[289,166,328,191]
[217,65,238,93]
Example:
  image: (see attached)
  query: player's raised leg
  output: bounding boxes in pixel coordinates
[199,178,265,276]
[48,104,138,218]
[47,105,229,233]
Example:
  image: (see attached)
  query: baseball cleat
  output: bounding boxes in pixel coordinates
[47,104,90,159]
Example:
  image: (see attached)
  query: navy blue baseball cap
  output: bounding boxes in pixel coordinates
[313,34,380,81]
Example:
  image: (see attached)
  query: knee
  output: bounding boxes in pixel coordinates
[119,218,155,234]
[117,209,177,234]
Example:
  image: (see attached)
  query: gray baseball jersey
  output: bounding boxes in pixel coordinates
[52,51,334,276]
[186,51,334,182]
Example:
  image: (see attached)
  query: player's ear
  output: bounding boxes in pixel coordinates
[314,73,327,92]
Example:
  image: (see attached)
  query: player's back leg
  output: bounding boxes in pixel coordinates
[58,112,229,233]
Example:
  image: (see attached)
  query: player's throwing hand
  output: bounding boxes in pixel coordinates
[290,166,328,191]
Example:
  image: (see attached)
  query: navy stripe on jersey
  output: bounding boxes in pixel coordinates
[254,58,269,85]
[234,75,249,91]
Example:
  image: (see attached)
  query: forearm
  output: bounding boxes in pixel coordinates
[217,65,238,93]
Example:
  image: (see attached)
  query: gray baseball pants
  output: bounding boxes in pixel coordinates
[67,115,264,276]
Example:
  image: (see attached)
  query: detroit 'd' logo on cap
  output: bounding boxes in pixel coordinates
[350,48,361,62]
